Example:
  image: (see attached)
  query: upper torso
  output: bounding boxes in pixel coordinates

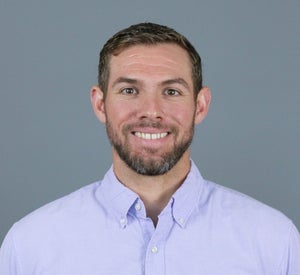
[1,162,299,274]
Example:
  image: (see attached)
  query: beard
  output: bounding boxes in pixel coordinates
[105,119,195,176]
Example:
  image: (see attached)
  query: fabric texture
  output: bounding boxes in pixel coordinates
[1,161,299,274]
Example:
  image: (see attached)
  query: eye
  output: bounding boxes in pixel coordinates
[121,87,137,95]
[164,89,180,96]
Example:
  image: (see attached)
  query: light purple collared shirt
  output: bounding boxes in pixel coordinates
[1,161,300,274]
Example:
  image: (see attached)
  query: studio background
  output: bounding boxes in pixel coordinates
[0,0,299,242]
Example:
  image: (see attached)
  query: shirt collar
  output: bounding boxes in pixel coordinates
[171,160,206,228]
[95,166,139,228]
[95,160,206,228]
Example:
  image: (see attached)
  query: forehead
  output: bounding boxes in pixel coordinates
[108,44,193,83]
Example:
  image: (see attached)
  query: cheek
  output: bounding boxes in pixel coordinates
[169,104,196,125]
[105,102,136,126]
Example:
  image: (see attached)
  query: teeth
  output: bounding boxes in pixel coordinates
[135,132,168,140]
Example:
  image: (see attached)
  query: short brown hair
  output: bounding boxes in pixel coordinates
[98,22,202,98]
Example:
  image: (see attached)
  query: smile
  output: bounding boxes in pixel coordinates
[134,132,168,140]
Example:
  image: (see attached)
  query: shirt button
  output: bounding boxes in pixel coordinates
[120,218,126,224]
[151,246,158,254]
[178,218,185,225]
[135,203,141,211]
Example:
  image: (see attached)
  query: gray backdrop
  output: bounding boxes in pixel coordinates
[0,0,299,243]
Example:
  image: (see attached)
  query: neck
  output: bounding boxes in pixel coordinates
[112,151,191,226]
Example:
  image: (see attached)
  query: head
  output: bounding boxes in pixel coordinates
[98,22,202,100]
[92,23,210,176]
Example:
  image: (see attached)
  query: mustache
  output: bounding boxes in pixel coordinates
[124,121,167,131]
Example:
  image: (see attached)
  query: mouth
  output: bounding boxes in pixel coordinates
[133,131,169,140]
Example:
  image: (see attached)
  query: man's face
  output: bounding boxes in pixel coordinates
[97,44,206,175]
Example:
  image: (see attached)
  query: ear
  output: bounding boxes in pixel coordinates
[194,86,211,125]
[90,85,106,123]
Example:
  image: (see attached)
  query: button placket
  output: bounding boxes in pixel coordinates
[144,211,175,275]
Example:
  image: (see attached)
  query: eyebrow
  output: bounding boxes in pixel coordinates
[160,78,190,90]
[111,77,190,90]
[111,77,138,88]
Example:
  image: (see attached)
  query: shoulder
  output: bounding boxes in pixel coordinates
[10,181,102,239]
[201,179,295,235]
[201,180,300,269]
[190,161,291,226]
[204,180,292,227]
[0,181,105,273]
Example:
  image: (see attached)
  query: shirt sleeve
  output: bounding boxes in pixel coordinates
[279,221,300,274]
[0,227,23,275]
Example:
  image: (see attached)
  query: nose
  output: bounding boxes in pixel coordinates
[139,93,163,120]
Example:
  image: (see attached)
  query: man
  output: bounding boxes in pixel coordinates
[0,22,299,274]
